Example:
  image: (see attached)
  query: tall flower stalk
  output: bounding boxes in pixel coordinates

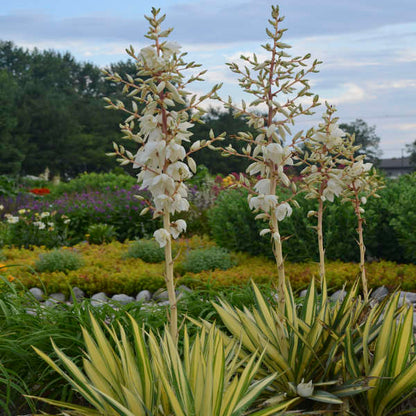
[104,8,222,341]
[340,141,383,300]
[219,5,321,309]
[300,104,349,283]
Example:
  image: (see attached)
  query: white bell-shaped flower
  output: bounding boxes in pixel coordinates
[274,202,292,221]
[170,219,187,239]
[154,228,170,248]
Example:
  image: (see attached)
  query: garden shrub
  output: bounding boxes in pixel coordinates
[51,172,137,195]
[208,188,360,263]
[381,174,416,263]
[35,249,84,273]
[181,246,234,273]
[0,175,19,197]
[208,189,272,258]
[125,239,165,263]
[86,223,116,245]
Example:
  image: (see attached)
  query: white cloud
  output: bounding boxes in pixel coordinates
[395,49,416,62]
[321,83,369,105]
[368,80,416,90]
[397,123,416,131]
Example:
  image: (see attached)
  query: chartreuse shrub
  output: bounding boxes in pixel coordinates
[181,246,234,273]
[35,249,84,273]
[125,239,165,263]
[3,239,416,296]
[33,315,294,416]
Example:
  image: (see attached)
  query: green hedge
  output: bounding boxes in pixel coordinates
[208,173,416,264]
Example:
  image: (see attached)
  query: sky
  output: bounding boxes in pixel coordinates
[1,0,415,158]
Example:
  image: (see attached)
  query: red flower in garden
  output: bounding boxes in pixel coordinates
[29,188,51,195]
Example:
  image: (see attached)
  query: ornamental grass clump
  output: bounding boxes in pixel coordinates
[217,5,321,310]
[86,223,116,245]
[104,8,223,341]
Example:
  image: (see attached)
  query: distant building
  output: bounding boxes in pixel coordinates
[378,157,414,178]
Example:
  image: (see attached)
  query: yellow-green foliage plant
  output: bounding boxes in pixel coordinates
[344,294,416,416]
[103,7,223,341]
[33,314,295,416]
[4,241,416,295]
[203,278,375,412]
[147,326,298,416]
[32,314,165,416]
[217,5,321,311]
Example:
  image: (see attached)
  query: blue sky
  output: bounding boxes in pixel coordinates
[1,0,415,158]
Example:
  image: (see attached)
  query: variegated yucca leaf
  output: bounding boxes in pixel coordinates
[149,325,296,416]
[31,313,162,416]
[209,278,372,412]
[32,314,288,416]
[347,293,416,416]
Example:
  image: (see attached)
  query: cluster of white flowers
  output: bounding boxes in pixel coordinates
[133,72,193,246]
[105,8,222,258]
[1,209,62,231]
[341,157,377,214]
[139,41,181,72]
[343,160,373,190]
[301,110,350,203]
[4,214,19,224]
[33,221,46,230]
[246,138,295,239]
[135,111,194,219]
[313,123,345,151]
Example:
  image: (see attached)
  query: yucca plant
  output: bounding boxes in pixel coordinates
[204,278,376,412]
[32,314,164,415]
[345,293,416,416]
[147,325,298,416]
[32,314,296,416]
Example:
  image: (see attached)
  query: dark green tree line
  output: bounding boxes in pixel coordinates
[0,40,383,177]
[0,41,140,177]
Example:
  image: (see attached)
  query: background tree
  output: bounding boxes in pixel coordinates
[0,41,124,178]
[0,70,23,175]
[190,108,252,174]
[405,140,416,167]
[339,119,381,164]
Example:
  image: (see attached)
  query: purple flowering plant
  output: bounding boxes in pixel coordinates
[0,185,159,247]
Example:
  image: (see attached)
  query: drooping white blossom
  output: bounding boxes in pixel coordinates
[274,202,293,222]
[154,228,170,248]
[170,219,187,239]
[296,380,314,398]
